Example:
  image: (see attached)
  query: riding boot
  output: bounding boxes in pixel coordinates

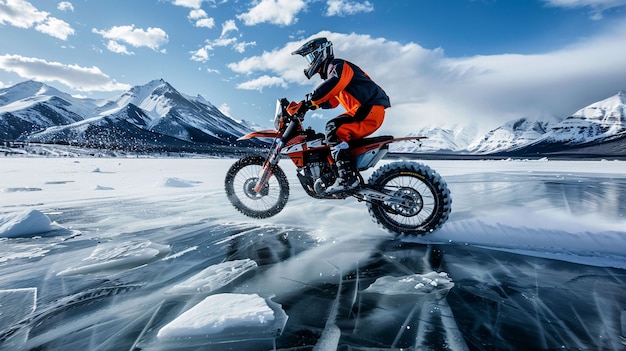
[326,143,359,194]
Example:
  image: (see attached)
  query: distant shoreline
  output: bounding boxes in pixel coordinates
[2,142,624,160]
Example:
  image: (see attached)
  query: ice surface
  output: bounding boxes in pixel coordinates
[0,156,625,350]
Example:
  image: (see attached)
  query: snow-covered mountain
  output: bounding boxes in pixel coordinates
[0,80,258,150]
[501,92,626,156]
[530,92,626,145]
[3,80,624,156]
[466,116,562,154]
[401,91,626,156]
[0,81,98,140]
[391,124,479,153]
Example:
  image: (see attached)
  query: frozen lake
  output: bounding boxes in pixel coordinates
[1,157,625,350]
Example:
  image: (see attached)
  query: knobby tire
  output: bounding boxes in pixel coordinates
[225,156,290,218]
[367,162,452,235]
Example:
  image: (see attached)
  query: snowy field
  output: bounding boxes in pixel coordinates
[1,156,625,350]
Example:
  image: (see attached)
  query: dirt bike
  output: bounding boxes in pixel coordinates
[224,98,452,235]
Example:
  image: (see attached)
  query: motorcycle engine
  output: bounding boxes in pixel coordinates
[299,161,336,197]
[314,172,335,194]
[305,161,324,180]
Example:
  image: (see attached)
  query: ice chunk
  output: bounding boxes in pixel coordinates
[364,271,454,296]
[167,259,257,294]
[2,187,42,192]
[157,293,287,342]
[0,210,66,238]
[57,240,170,276]
[156,177,201,188]
[0,288,37,346]
[0,288,37,325]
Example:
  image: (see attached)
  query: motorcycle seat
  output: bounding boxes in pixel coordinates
[349,135,394,148]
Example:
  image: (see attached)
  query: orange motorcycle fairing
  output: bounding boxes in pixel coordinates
[237,129,281,141]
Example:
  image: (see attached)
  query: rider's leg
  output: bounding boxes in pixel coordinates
[324,106,385,193]
[326,141,359,193]
[325,117,358,194]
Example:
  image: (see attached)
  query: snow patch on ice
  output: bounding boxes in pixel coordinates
[0,210,67,238]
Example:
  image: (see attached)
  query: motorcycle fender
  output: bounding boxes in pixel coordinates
[237,129,281,141]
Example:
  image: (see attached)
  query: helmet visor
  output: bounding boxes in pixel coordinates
[304,51,317,64]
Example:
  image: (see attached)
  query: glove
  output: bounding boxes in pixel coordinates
[287,100,310,116]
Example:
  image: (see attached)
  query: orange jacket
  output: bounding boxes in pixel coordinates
[310,59,390,116]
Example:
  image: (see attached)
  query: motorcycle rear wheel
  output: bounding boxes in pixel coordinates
[225,156,290,218]
[367,162,451,235]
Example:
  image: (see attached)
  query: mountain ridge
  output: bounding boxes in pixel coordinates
[392,91,626,156]
[1,80,624,156]
[0,79,261,151]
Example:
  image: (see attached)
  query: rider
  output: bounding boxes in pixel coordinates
[291,37,391,194]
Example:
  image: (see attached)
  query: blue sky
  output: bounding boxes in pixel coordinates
[1,0,626,136]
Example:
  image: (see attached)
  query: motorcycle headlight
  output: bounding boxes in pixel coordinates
[273,98,289,130]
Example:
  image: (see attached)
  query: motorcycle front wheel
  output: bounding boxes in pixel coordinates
[225,155,290,218]
[367,161,451,235]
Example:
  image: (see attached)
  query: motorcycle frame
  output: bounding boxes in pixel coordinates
[237,111,426,204]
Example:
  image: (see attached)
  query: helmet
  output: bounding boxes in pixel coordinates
[291,37,334,79]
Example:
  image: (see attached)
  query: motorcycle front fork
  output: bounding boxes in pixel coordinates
[254,140,283,193]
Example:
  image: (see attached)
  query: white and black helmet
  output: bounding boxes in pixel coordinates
[291,37,334,79]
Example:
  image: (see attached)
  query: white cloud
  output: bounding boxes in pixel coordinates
[237,0,306,26]
[213,37,237,47]
[92,25,169,52]
[233,41,256,53]
[228,26,626,136]
[543,0,626,19]
[189,19,254,61]
[221,19,238,36]
[194,17,215,28]
[191,45,213,62]
[188,9,215,28]
[0,0,74,39]
[57,1,73,12]
[171,0,205,9]
[218,103,231,117]
[188,8,207,19]
[106,40,133,55]
[325,0,373,16]
[0,54,131,92]
[35,16,74,40]
[0,0,48,28]
[543,0,626,8]
[236,75,287,91]
[227,41,305,83]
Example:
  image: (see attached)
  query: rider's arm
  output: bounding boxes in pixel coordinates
[310,59,353,109]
